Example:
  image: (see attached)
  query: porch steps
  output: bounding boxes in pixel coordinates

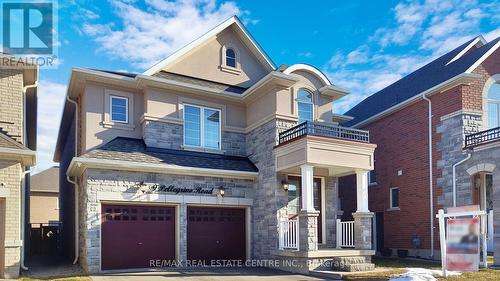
[331,256,375,272]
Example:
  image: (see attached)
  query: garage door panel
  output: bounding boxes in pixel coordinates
[187,207,246,262]
[101,205,176,270]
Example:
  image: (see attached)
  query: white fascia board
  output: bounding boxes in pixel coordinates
[241,71,299,100]
[283,64,332,86]
[465,39,500,73]
[67,157,258,180]
[447,36,486,65]
[143,16,275,76]
[0,147,36,166]
[351,73,481,128]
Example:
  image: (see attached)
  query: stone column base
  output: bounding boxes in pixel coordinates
[353,212,374,250]
[298,210,320,252]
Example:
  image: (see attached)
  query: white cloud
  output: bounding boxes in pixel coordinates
[325,0,499,114]
[34,80,67,173]
[78,0,249,69]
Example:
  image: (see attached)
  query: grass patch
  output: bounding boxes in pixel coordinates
[343,256,500,281]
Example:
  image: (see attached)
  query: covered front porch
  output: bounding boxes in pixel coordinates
[272,121,377,273]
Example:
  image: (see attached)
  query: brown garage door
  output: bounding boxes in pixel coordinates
[187,207,246,262]
[101,204,175,270]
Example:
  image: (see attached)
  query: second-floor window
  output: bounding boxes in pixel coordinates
[488,83,500,129]
[184,104,221,149]
[226,48,236,68]
[297,88,313,123]
[110,96,128,123]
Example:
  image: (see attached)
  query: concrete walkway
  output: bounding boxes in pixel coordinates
[91,267,330,281]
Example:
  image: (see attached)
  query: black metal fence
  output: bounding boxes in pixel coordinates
[29,222,61,257]
[278,121,370,145]
[465,127,500,149]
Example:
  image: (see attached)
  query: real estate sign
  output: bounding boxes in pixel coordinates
[446,217,480,272]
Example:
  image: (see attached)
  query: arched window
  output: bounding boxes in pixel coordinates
[225,48,236,68]
[297,88,313,123]
[488,83,500,129]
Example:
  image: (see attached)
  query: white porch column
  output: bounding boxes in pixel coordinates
[301,164,315,211]
[356,170,370,212]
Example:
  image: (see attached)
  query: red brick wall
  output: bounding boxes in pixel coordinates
[339,47,500,252]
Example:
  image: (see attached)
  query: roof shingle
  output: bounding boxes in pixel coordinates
[81,137,258,173]
[345,36,500,126]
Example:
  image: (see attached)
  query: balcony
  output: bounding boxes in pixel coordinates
[278,121,370,145]
[465,127,500,149]
[274,121,376,176]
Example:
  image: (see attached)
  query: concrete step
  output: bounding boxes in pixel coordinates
[308,270,343,280]
[344,263,375,272]
[331,256,371,265]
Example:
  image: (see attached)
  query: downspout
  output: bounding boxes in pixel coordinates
[20,80,38,271]
[20,169,32,271]
[452,153,472,207]
[422,94,434,258]
[66,96,79,265]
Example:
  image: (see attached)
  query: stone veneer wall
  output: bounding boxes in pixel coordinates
[436,112,483,207]
[143,121,183,150]
[80,168,254,273]
[0,160,21,279]
[143,121,247,156]
[324,177,338,248]
[452,146,500,265]
[246,119,294,259]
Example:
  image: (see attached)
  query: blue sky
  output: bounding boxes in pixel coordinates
[33,0,499,172]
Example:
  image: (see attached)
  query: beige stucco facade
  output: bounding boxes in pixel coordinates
[30,192,59,224]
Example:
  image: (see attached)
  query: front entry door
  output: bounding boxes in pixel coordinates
[287,176,323,244]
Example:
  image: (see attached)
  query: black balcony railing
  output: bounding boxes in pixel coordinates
[278,121,370,145]
[465,127,500,149]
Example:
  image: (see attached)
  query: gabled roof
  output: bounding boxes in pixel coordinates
[30,167,59,193]
[143,16,276,75]
[345,36,500,127]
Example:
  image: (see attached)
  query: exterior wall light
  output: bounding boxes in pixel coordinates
[218,187,225,197]
[281,180,289,191]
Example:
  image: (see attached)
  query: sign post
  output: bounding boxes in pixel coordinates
[436,205,488,277]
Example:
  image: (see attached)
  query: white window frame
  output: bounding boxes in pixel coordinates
[368,169,377,186]
[183,103,222,150]
[488,86,500,129]
[389,187,400,209]
[297,88,314,123]
[110,95,129,124]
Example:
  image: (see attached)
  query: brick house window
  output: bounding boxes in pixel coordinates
[390,187,399,209]
[487,83,500,129]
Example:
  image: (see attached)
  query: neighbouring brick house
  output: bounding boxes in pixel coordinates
[54,16,378,276]
[0,62,38,278]
[339,35,500,266]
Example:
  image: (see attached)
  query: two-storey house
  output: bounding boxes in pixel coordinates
[339,35,500,267]
[54,16,377,276]
[0,58,38,278]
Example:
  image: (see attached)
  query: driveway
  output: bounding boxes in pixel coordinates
[91,267,329,281]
